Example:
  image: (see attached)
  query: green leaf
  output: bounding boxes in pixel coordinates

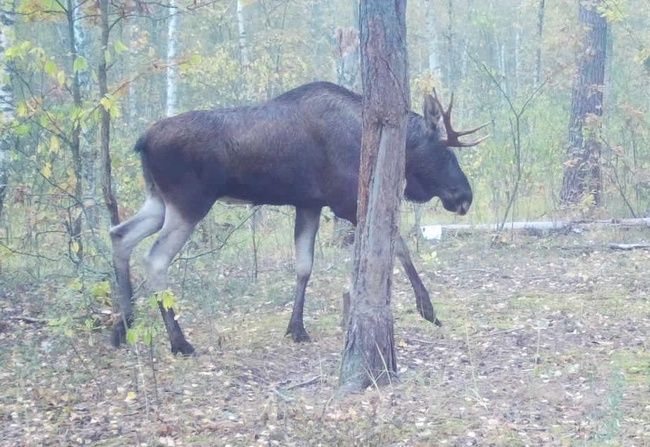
[16,102,29,118]
[43,59,57,77]
[90,281,111,299]
[73,56,88,73]
[160,289,176,310]
[114,40,129,54]
[126,328,138,345]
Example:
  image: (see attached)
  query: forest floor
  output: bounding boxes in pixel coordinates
[1,226,649,446]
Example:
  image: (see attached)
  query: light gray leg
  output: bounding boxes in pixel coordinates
[144,204,197,355]
[286,206,322,342]
[109,196,165,347]
[395,235,441,326]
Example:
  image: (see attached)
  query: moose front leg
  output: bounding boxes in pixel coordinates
[286,206,322,342]
[395,235,442,326]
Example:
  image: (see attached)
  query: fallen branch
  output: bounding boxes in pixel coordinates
[609,243,650,251]
[421,218,650,240]
[282,375,321,391]
[7,316,48,325]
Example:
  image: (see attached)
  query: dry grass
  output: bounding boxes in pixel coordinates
[1,227,649,446]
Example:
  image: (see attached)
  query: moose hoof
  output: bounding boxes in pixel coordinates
[110,323,128,348]
[171,339,196,356]
[417,300,442,327]
[286,324,311,343]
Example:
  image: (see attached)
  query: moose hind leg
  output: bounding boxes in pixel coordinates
[286,207,321,342]
[145,204,197,355]
[109,196,165,347]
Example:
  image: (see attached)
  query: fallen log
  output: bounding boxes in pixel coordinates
[421,217,650,240]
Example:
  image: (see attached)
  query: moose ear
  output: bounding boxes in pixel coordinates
[423,94,442,131]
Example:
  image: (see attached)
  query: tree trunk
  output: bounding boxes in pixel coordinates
[535,0,545,86]
[236,0,249,67]
[166,0,179,117]
[561,0,607,207]
[423,0,440,77]
[73,3,98,230]
[0,2,16,219]
[339,0,409,392]
[66,0,85,265]
[332,25,360,246]
[446,0,455,90]
[98,0,119,226]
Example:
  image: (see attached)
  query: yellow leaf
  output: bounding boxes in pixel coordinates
[125,391,137,401]
[41,162,52,179]
[50,136,60,154]
[71,240,80,253]
[57,70,66,86]
[100,95,113,113]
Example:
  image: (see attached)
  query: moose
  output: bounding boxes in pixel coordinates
[109,81,486,355]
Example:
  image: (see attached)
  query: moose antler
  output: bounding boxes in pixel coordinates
[433,88,489,148]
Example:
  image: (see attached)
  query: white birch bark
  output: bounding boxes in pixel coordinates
[423,0,439,76]
[236,0,248,67]
[166,0,179,117]
[0,2,16,217]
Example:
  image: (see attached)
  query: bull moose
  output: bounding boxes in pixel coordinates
[109,81,486,355]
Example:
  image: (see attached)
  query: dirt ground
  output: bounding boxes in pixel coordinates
[1,227,649,446]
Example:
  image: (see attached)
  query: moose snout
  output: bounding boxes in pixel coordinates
[457,200,471,215]
[447,188,472,216]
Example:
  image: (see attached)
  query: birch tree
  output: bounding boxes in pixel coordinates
[166,0,179,117]
[0,0,15,218]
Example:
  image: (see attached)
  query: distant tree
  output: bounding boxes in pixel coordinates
[535,0,546,86]
[0,1,15,218]
[339,0,410,392]
[166,0,179,117]
[98,0,119,226]
[561,0,608,207]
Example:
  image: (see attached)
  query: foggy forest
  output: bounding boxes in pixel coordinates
[1,0,649,445]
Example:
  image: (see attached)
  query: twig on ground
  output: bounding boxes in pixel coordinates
[283,375,321,391]
[7,316,49,325]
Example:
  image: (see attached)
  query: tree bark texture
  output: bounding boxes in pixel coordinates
[340,0,410,392]
[561,0,607,207]
[0,1,15,218]
[99,0,119,226]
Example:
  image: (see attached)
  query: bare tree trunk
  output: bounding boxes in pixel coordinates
[166,0,179,117]
[236,0,249,67]
[446,0,455,90]
[561,0,607,207]
[332,25,360,246]
[72,2,98,230]
[65,0,85,265]
[423,0,440,77]
[340,0,409,392]
[99,0,119,226]
[0,1,15,219]
[535,0,545,86]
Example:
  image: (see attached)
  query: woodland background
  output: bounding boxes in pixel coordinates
[0,0,649,445]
